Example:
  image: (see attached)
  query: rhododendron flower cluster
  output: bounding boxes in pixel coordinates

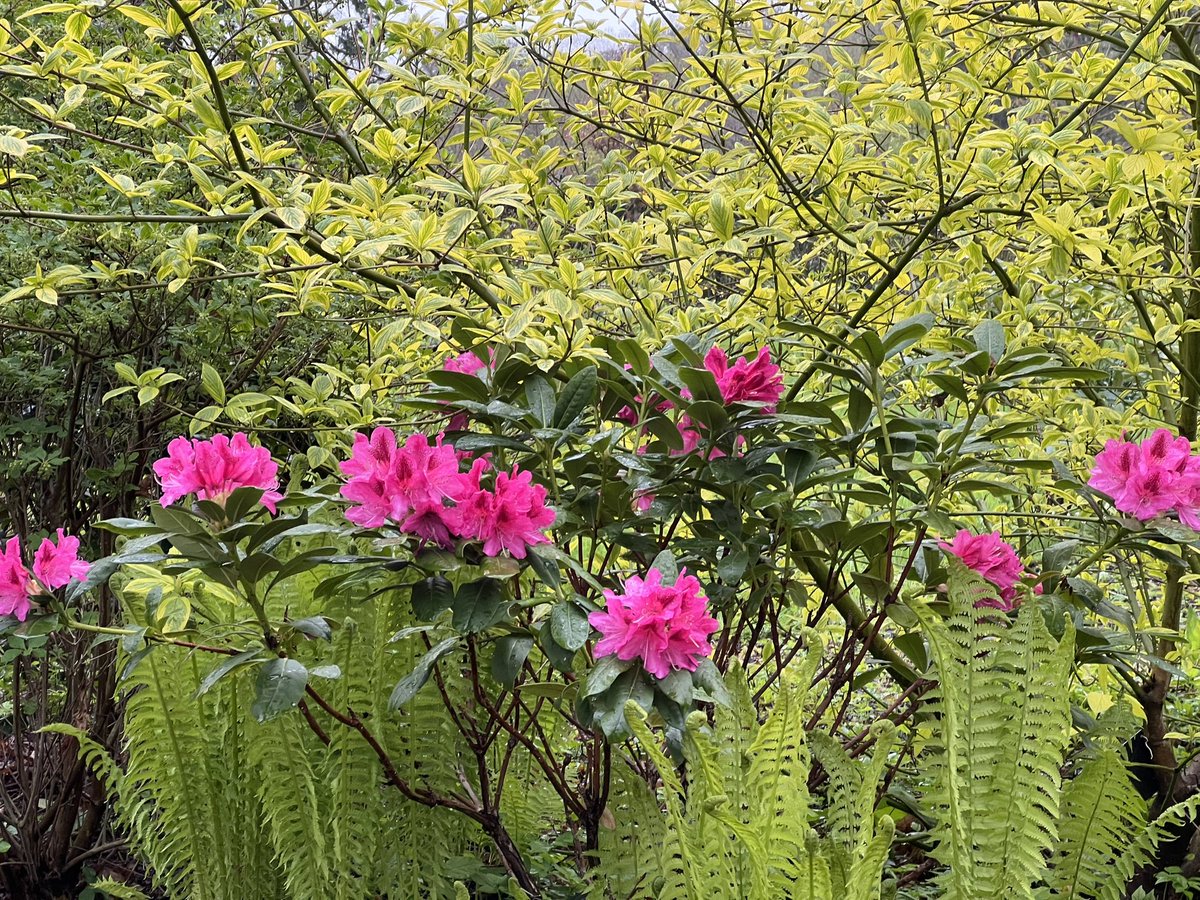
[939,529,1026,609]
[443,347,492,376]
[0,531,91,622]
[154,433,283,513]
[704,346,784,409]
[1088,429,1200,527]
[340,427,554,558]
[589,568,720,678]
[617,345,783,456]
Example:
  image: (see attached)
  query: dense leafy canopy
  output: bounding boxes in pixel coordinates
[5,0,1200,896]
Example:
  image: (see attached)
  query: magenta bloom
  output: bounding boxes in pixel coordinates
[0,536,31,621]
[153,434,282,513]
[1088,430,1200,523]
[340,427,406,527]
[704,346,783,410]
[444,349,490,376]
[32,529,90,589]
[939,530,1025,609]
[589,568,720,679]
[340,429,464,542]
[454,463,555,558]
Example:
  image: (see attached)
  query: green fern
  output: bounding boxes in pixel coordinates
[598,644,894,900]
[90,877,151,900]
[912,560,1075,900]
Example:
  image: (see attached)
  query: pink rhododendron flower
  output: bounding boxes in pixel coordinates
[153,434,282,513]
[589,568,720,679]
[454,463,555,559]
[340,427,405,527]
[443,348,491,376]
[32,529,90,589]
[1088,429,1200,524]
[0,536,31,621]
[340,429,464,542]
[704,346,784,410]
[675,416,702,455]
[939,530,1025,609]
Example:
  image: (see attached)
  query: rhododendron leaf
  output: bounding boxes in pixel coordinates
[649,550,678,583]
[1150,518,1200,544]
[849,331,885,368]
[237,552,280,587]
[424,370,491,402]
[549,601,590,651]
[526,550,560,590]
[641,414,684,451]
[287,616,332,641]
[590,669,653,740]
[532,546,604,593]
[683,400,728,430]
[481,557,521,579]
[657,669,694,706]
[450,433,533,454]
[251,658,308,723]
[882,314,934,358]
[249,521,341,554]
[677,366,722,404]
[1042,539,1082,574]
[411,576,454,619]
[718,547,749,583]
[524,375,555,427]
[539,627,577,673]
[958,348,993,378]
[195,648,264,698]
[414,549,463,573]
[66,557,121,603]
[389,637,459,709]
[225,487,266,523]
[389,625,435,643]
[452,579,508,633]
[615,337,652,376]
[150,506,205,536]
[583,655,631,698]
[95,518,161,537]
[552,366,597,429]
[264,547,343,594]
[690,659,731,706]
[491,635,534,688]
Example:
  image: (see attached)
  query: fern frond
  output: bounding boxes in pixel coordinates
[1049,747,1148,899]
[914,560,1074,900]
[1096,794,1200,900]
[91,877,151,900]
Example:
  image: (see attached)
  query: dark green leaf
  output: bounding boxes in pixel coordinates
[972,319,1005,363]
[550,601,591,651]
[583,654,631,697]
[552,366,597,429]
[251,658,308,723]
[195,648,264,698]
[491,635,534,688]
[389,637,459,708]
[650,549,678,583]
[411,575,455,619]
[525,375,555,427]
[690,658,731,705]
[657,669,694,706]
[94,517,161,537]
[452,579,509,633]
[287,616,332,641]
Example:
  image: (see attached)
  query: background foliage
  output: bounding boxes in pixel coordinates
[5,0,1200,896]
